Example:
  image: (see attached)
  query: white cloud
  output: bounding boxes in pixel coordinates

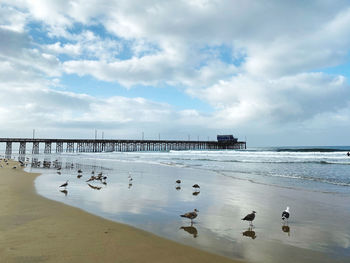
[0,4,27,32]
[198,73,350,125]
[44,30,122,60]
[1,1,350,145]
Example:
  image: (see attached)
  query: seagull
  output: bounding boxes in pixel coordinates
[192,184,200,189]
[242,211,256,225]
[282,206,290,221]
[86,176,96,182]
[59,180,68,188]
[180,209,199,223]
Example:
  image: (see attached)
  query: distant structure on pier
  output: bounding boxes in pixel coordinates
[217,135,238,143]
[0,134,246,155]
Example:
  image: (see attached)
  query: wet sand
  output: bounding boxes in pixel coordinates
[0,159,240,263]
[32,157,350,263]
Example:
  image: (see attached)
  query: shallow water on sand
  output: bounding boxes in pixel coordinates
[13,151,350,263]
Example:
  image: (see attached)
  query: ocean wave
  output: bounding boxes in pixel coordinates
[276,148,350,152]
[170,158,350,165]
[263,173,350,187]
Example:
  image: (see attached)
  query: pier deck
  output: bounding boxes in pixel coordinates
[0,138,246,155]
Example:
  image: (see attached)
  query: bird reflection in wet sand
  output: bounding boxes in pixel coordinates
[192,191,200,196]
[242,226,256,239]
[87,183,102,190]
[180,225,198,238]
[128,183,133,189]
[282,224,290,237]
[60,189,68,196]
[175,186,181,191]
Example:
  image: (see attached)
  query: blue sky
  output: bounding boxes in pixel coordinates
[1,0,350,146]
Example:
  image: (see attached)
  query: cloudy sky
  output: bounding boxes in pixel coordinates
[1,0,350,146]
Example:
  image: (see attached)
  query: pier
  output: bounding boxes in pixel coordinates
[0,137,246,155]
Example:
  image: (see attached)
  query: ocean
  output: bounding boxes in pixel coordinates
[5,146,350,263]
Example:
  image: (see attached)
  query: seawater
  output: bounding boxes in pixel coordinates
[6,146,350,263]
[28,146,350,193]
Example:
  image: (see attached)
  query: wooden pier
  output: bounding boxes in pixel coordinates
[0,138,246,155]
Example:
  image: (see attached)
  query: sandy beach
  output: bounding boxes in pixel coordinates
[0,159,239,263]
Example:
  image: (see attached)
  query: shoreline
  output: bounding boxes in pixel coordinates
[0,159,240,263]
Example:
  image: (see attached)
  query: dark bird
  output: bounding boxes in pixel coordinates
[242,227,257,239]
[59,180,68,188]
[180,209,199,223]
[282,206,290,221]
[57,167,61,170]
[91,171,95,174]
[176,179,181,184]
[192,184,200,189]
[192,191,200,196]
[242,211,256,225]
[180,225,198,238]
[86,176,96,182]
[78,169,82,173]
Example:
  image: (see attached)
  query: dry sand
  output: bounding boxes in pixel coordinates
[0,159,240,263]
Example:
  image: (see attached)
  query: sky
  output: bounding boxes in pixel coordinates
[1,0,350,146]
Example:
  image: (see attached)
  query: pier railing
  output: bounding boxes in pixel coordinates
[0,138,246,155]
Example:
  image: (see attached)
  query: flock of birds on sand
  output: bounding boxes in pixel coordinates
[58,167,114,195]
[176,179,291,239]
[3,157,292,240]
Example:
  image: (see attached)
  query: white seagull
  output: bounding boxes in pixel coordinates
[282,206,290,221]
